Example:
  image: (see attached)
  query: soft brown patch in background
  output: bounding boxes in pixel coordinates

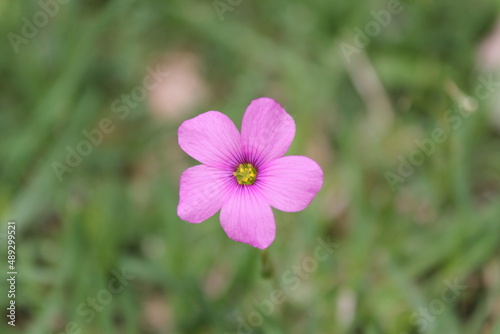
[477,18,500,131]
[142,295,173,333]
[148,52,209,121]
[477,19,500,71]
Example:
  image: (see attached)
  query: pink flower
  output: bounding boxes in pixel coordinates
[177,97,324,249]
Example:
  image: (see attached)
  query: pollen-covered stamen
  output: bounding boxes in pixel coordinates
[233,163,257,185]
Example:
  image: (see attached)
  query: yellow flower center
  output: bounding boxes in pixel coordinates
[233,163,257,185]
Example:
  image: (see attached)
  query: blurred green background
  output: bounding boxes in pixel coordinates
[1,0,500,333]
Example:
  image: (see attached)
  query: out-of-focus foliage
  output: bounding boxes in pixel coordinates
[1,0,500,333]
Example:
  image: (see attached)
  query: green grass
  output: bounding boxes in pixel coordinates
[1,0,500,333]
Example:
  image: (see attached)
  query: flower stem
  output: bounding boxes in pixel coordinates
[261,249,274,279]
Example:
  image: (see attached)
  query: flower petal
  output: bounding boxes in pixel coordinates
[257,156,323,212]
[220,186,275,249]
[178,111,244,169]
[178,165,235,224]
[241,98,295,167]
